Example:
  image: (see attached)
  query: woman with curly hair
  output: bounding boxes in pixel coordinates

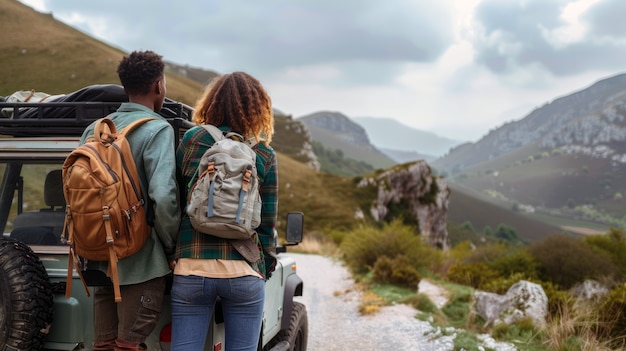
[171,72,277,350]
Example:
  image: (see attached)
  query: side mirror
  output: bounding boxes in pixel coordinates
[285,212,303,244]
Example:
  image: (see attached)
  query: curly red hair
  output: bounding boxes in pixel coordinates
[192,72,274,146]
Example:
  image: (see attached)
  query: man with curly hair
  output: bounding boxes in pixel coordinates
[80,50,181,351]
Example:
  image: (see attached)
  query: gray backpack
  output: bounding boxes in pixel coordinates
[186,125,262,239]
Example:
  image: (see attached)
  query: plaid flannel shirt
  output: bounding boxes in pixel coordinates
[175,125,278,277]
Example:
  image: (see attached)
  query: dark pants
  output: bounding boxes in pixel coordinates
[92,276,166,351]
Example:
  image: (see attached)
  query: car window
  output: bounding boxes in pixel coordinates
[2,162,67,246]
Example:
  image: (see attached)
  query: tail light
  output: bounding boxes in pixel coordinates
[159,324,172,351]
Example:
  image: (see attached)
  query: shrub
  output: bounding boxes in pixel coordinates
[487,248,539,279]
[448,240,474,261]
[494,224,518,241]
[458,243,537,277]
[446,262,498,289]
[584,227,626,276]
[528,234,621,289]
[460,221,475,232]
[340,219,442,275]
[372,255,421,288]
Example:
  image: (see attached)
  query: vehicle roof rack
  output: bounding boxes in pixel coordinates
[0,101,194,137]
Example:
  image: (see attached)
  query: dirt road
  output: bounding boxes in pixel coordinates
[289,253,516,351]
[289,253,454,350]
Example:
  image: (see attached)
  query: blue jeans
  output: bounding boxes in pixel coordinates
[170,274,265,351]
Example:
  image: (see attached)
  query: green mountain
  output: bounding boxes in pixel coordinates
[298,111,396,170]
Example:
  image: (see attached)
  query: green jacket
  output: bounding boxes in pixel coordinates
[80,102,181,285]
[175,125,278,278]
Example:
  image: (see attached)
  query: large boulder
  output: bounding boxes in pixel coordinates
[356,161,450,249]
[474,280,548,328]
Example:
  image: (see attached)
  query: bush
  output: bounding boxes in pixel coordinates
[487,248,539,279]
[458,243,538,279]
[460,221,475,232]
[528,234,621,289]
[584,227,626,276]
[494,224,518,241]
[372,255,421,288]
[341,219,441,275]
[446,262,498,289]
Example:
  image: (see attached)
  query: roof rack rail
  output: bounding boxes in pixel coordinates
[0,101,194,137]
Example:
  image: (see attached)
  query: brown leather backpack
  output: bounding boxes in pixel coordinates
[62,117,154,302]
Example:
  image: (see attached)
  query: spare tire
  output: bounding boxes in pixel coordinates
[0,238,54,350]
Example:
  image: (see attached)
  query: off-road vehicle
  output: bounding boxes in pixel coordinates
[0,85,308,351]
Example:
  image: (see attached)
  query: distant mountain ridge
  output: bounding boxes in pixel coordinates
[379,147,435,163]
[353,116,463,158]
[433,73,626,173]
[298,111,396,169]
[432,72,626,231]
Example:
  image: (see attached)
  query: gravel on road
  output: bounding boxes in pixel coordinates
[288,252,517,351]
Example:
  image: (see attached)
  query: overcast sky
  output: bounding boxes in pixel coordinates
[18,0,626,142]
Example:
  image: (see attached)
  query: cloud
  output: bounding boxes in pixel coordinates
[17,0,626,143]
[470,0,626,80]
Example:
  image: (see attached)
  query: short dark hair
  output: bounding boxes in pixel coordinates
[117,50,164,95]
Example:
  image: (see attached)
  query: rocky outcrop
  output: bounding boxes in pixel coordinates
[273,113,320,171]
[300,111,371,145]
[474,280,549,328]
[356,160,450,249]
[571,279,610,302]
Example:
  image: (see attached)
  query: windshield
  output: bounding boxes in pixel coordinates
[0,161,68,247]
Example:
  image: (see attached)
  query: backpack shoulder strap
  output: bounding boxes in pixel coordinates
[202,124,259,148]
[201,124,226,142]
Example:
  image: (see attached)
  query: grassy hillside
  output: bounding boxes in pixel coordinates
[447,139,626,231]
[304,124,395,170]
[0,0,204,104]
[447,183,566,242]
[275,153,360,234]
